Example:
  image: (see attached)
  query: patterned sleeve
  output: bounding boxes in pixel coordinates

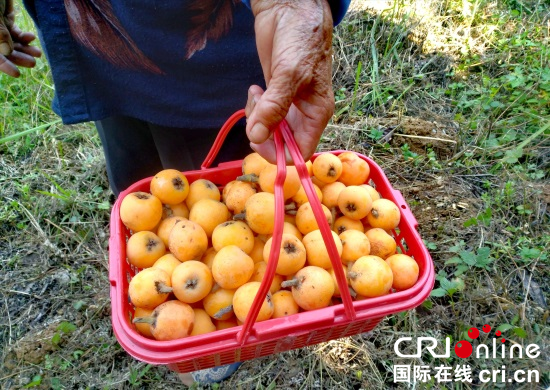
[240,0,351,26]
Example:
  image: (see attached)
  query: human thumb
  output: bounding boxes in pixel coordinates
[246,75,295,145]
[0,0,14,56]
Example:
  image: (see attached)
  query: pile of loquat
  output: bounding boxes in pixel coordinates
[119,151,420,341]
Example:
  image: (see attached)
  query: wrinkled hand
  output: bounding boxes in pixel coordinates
[245,0,334,164]
[0,0,42,77]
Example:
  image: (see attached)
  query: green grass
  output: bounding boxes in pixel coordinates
[1,0,549,388]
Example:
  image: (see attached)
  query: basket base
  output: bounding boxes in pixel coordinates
[165,316,384,374]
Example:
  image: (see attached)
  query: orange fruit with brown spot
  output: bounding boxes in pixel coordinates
[171,260,213,304]
[258,164,301,200]
[281,266,334,311]
[367,198,401,231]
[156,215,186,247]
[365,228,397,259]
[312,153,343,184]
[321,181,346,210]
[233,281,274,323]
[337,185,373,220]
[333,215,365,235]
[128,267,172,310]
[126,230,166,269]
[338,152,370,186]
[349,255,393,298]
[120,192,163,232]
[189,199,231,237]
[162,202,189,219]
[212,245,255,289]
[224,181,257,215]
[211,220,255,254]
[386,254,419,291]
[302,229,343,269]
[295,202,333,235]
[242,152,270,176]
[185,179,220,210]
[203,287,236,320]
[271,290,300,318]
[133,300,194,341]
[240,192,275,235]
[168,220,208,262]
[263,233,307,276]
[339,229,371,264]
[150,169,189,205]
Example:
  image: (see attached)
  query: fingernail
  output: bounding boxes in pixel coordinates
[0,43,11,56]
[250,123,270,143]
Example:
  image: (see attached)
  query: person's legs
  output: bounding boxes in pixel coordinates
[95,116,164,196]
[148,118,253,171]
[96,115,253,196]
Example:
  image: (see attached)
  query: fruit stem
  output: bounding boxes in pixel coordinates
[281,279,299,288]
[237,173,259,183]
[213,305,234,320]
[156,281,173,294]
[132,316,155,325]
[284,202,297,211]
[330,207,337,230]
[233,213,246,221]
[348,271,358,280]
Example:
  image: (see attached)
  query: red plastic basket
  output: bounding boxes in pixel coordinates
[109,110,435,373]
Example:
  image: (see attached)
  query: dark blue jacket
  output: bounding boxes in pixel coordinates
[23,0,350,128]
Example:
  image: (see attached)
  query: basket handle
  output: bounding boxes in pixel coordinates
[201,109,247,170]
[279,120,356,320]
[237,116,356,345]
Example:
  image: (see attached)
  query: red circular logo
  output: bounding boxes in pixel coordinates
[468,327,480,339]
[454,340,473,358]
[495,330,502,336]
[482,324,491,333]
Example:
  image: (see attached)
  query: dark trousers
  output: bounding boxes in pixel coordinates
[95,116,252,196]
